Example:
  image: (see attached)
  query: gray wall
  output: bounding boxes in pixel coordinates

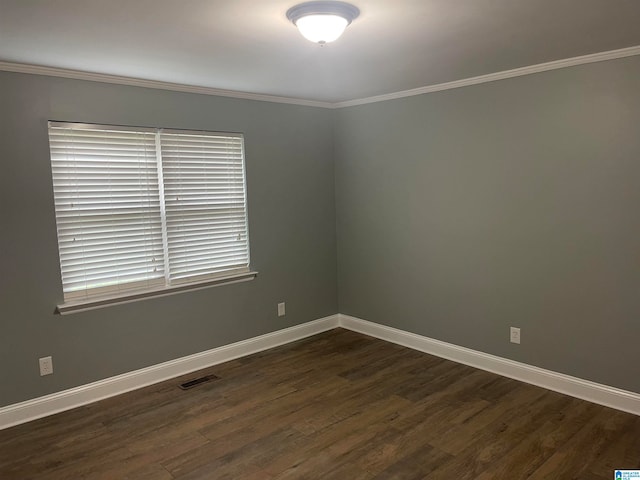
[2,54,639,408]
[0,72,337,407]
[334,56,640,394]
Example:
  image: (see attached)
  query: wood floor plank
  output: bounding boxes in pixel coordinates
[1,328,638,479]
[258,395,414,477]
[527,407,637,479]
[474,397,603,479]
[369,443,453,480]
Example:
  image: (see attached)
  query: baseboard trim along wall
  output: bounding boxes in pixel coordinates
[339,314,640,417]
[0,315,340,430]
[1,313,638,430]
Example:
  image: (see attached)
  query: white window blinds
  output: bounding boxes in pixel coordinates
[161,131,249,283]
[49,122,250,303]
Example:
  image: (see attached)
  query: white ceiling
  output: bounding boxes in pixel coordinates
[1,0,640,103]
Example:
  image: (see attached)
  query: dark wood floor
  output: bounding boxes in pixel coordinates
[1,329,638,479]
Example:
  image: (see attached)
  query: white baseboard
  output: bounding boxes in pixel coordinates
[2,312,638,430]
[0,315,339,430]
[339,314,640,416]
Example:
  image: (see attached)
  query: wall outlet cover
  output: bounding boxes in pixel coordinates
[39,356,53,376]
[510,327,521,345]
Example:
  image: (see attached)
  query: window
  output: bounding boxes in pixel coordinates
[49,122,252,312]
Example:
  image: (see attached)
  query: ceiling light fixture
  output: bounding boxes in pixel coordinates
[286,1,360,45]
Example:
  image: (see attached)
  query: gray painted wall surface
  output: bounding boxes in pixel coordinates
[334,56,640,393]
[2,55,639,409]
[0,72,337,407]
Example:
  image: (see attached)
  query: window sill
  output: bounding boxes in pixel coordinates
[56,271,258,315]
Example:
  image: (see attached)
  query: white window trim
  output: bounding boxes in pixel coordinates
[56,270,258,315]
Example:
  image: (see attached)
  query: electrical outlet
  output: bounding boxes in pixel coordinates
[510,327,521,345]
[39,356,53,376]
[277,302,286,317]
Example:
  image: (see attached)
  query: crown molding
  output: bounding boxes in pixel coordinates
[0,61,334,109]
[333,44,640,108]
[1,44,639,110]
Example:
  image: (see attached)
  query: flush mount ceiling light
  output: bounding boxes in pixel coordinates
[286,1,360,45]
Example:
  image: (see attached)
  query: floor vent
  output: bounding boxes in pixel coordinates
[179,374,220,390]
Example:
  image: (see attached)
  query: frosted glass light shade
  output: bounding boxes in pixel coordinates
[287,2,359,45]
[295,14,349,44]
